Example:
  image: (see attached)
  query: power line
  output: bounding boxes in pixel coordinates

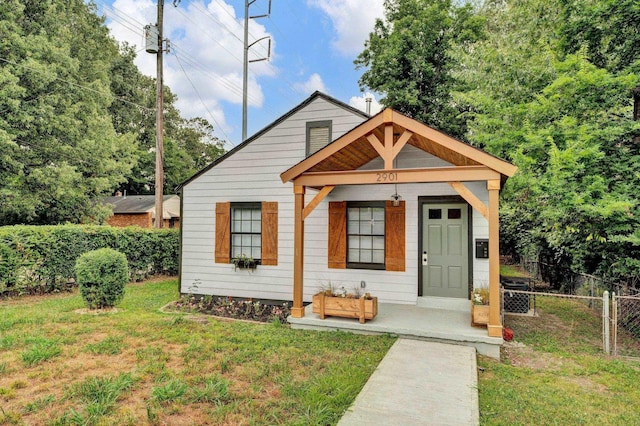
[173,51,236,147]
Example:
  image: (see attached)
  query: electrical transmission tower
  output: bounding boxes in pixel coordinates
[242,0,272,141]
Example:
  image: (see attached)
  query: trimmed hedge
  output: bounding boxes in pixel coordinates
[76,248,128,309]
[0,225,178,295]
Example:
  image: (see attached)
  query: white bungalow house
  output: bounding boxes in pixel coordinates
[177,91,516,340]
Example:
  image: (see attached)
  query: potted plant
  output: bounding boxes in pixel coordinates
[231,254,259,271]
[312,284,378,324]
[471,287,490,326]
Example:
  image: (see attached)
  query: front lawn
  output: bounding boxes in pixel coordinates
[479,297,640,425]
[0,279,395,425]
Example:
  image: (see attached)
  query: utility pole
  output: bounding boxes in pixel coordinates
[242,0,271,142]
[154,0,164,229]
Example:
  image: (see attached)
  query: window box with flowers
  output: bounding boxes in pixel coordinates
[231,254,260,271]
[312,286,378,324]
[471,287,490,327]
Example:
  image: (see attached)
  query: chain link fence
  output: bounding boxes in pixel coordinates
[500,276,640,358]
[501,288,609,354]
[612,294,640,358]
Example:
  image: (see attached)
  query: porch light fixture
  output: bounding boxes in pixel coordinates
[390,192,402,207]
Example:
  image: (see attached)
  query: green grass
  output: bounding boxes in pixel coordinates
[84,335,125,355]
[480,296,640,425]
[21,338,62,366]
[500,264,531,278]
[0,279,395,425]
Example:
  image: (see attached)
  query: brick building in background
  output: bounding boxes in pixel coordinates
[103,194,180,228]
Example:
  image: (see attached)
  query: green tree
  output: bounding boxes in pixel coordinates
[559,0,640,73]
[0,0,137,224]
[355,0,485,138]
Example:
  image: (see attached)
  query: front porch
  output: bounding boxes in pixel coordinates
[288,298,502,359]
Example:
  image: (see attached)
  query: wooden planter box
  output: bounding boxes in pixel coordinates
[312,293,378,324]
[471,303,490,327]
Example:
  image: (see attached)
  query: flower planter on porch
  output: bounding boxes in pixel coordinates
[312,293,378,324]
[471,303,490,327]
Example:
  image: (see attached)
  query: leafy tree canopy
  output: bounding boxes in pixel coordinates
[0,0,226,225]
[355,0,485,138]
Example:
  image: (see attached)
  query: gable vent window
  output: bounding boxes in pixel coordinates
[306,120,332,156]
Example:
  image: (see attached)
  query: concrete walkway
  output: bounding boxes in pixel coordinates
[338,339,479,426]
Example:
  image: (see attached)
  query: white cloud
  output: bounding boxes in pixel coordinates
[104,0,275,136]
[348,92,382,115]
[307,0,385,56]
[294,73,327,95]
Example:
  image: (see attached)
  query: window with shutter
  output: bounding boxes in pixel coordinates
[215,201,278,266]
[306,120,332,156]
[328,200,405,272]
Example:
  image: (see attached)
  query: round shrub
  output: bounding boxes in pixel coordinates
[75,248,128,309]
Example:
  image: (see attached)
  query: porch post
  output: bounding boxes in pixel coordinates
[487,179,502,337]
[291,185,306,318]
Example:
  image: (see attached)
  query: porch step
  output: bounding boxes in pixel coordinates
[416,296,469,312]
[289,302,502,359]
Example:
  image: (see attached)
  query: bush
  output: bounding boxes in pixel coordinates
[75,248,128,309]
[0,225,178,296]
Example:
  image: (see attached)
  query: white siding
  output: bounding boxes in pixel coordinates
[180,97,368,301]
[181,97,492,304]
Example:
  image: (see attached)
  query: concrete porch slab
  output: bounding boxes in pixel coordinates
[288,301,502,359]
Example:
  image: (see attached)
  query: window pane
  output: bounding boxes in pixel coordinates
[360,221,372,235]
[429,209,442,219]
[373,236,385,250]
[361,236,372,250]
[360,250,372,263]
[360,208,371,221]
[372,250,384,264]
[241,208,251,220]
[348,220,359,234]
[372,220,384,235]
[348,236,359,249]
[251,208,261,220]
[372,208,384,220]
[348,208,358,220]
[233,209,242,220]
[448,208,462,219]
[231,219,239,232]
[252,220,261,233]
[241,220,252,232]
[252,234,261,248]
[348,249,360,262]
[242,234,251,247]
[251,247,261,259]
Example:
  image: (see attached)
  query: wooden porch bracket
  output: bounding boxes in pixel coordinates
[448,182,489,220]
[487,179,502,337]
[303,185,335,219]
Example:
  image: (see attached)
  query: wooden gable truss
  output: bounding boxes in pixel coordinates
[280,108,516,338]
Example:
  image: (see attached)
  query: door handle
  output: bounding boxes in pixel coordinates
[422,251,428,266]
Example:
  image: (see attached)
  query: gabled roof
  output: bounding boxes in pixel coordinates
[281,108,516,183]
[102,195,179,218]
[175,91,369,192]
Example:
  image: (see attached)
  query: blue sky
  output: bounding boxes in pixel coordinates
[95,0,385,148]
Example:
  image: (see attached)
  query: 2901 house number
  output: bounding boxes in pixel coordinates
[376,172,398,182]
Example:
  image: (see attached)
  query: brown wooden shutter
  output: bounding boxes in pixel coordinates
[261,202,278,266]
[385,200,405,272]
[215,202,231,263]
[328,201,347,268]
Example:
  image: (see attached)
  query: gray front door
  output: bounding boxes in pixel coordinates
[421,203,469,298]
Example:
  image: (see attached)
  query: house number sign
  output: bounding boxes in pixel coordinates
[376,172,398,182]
